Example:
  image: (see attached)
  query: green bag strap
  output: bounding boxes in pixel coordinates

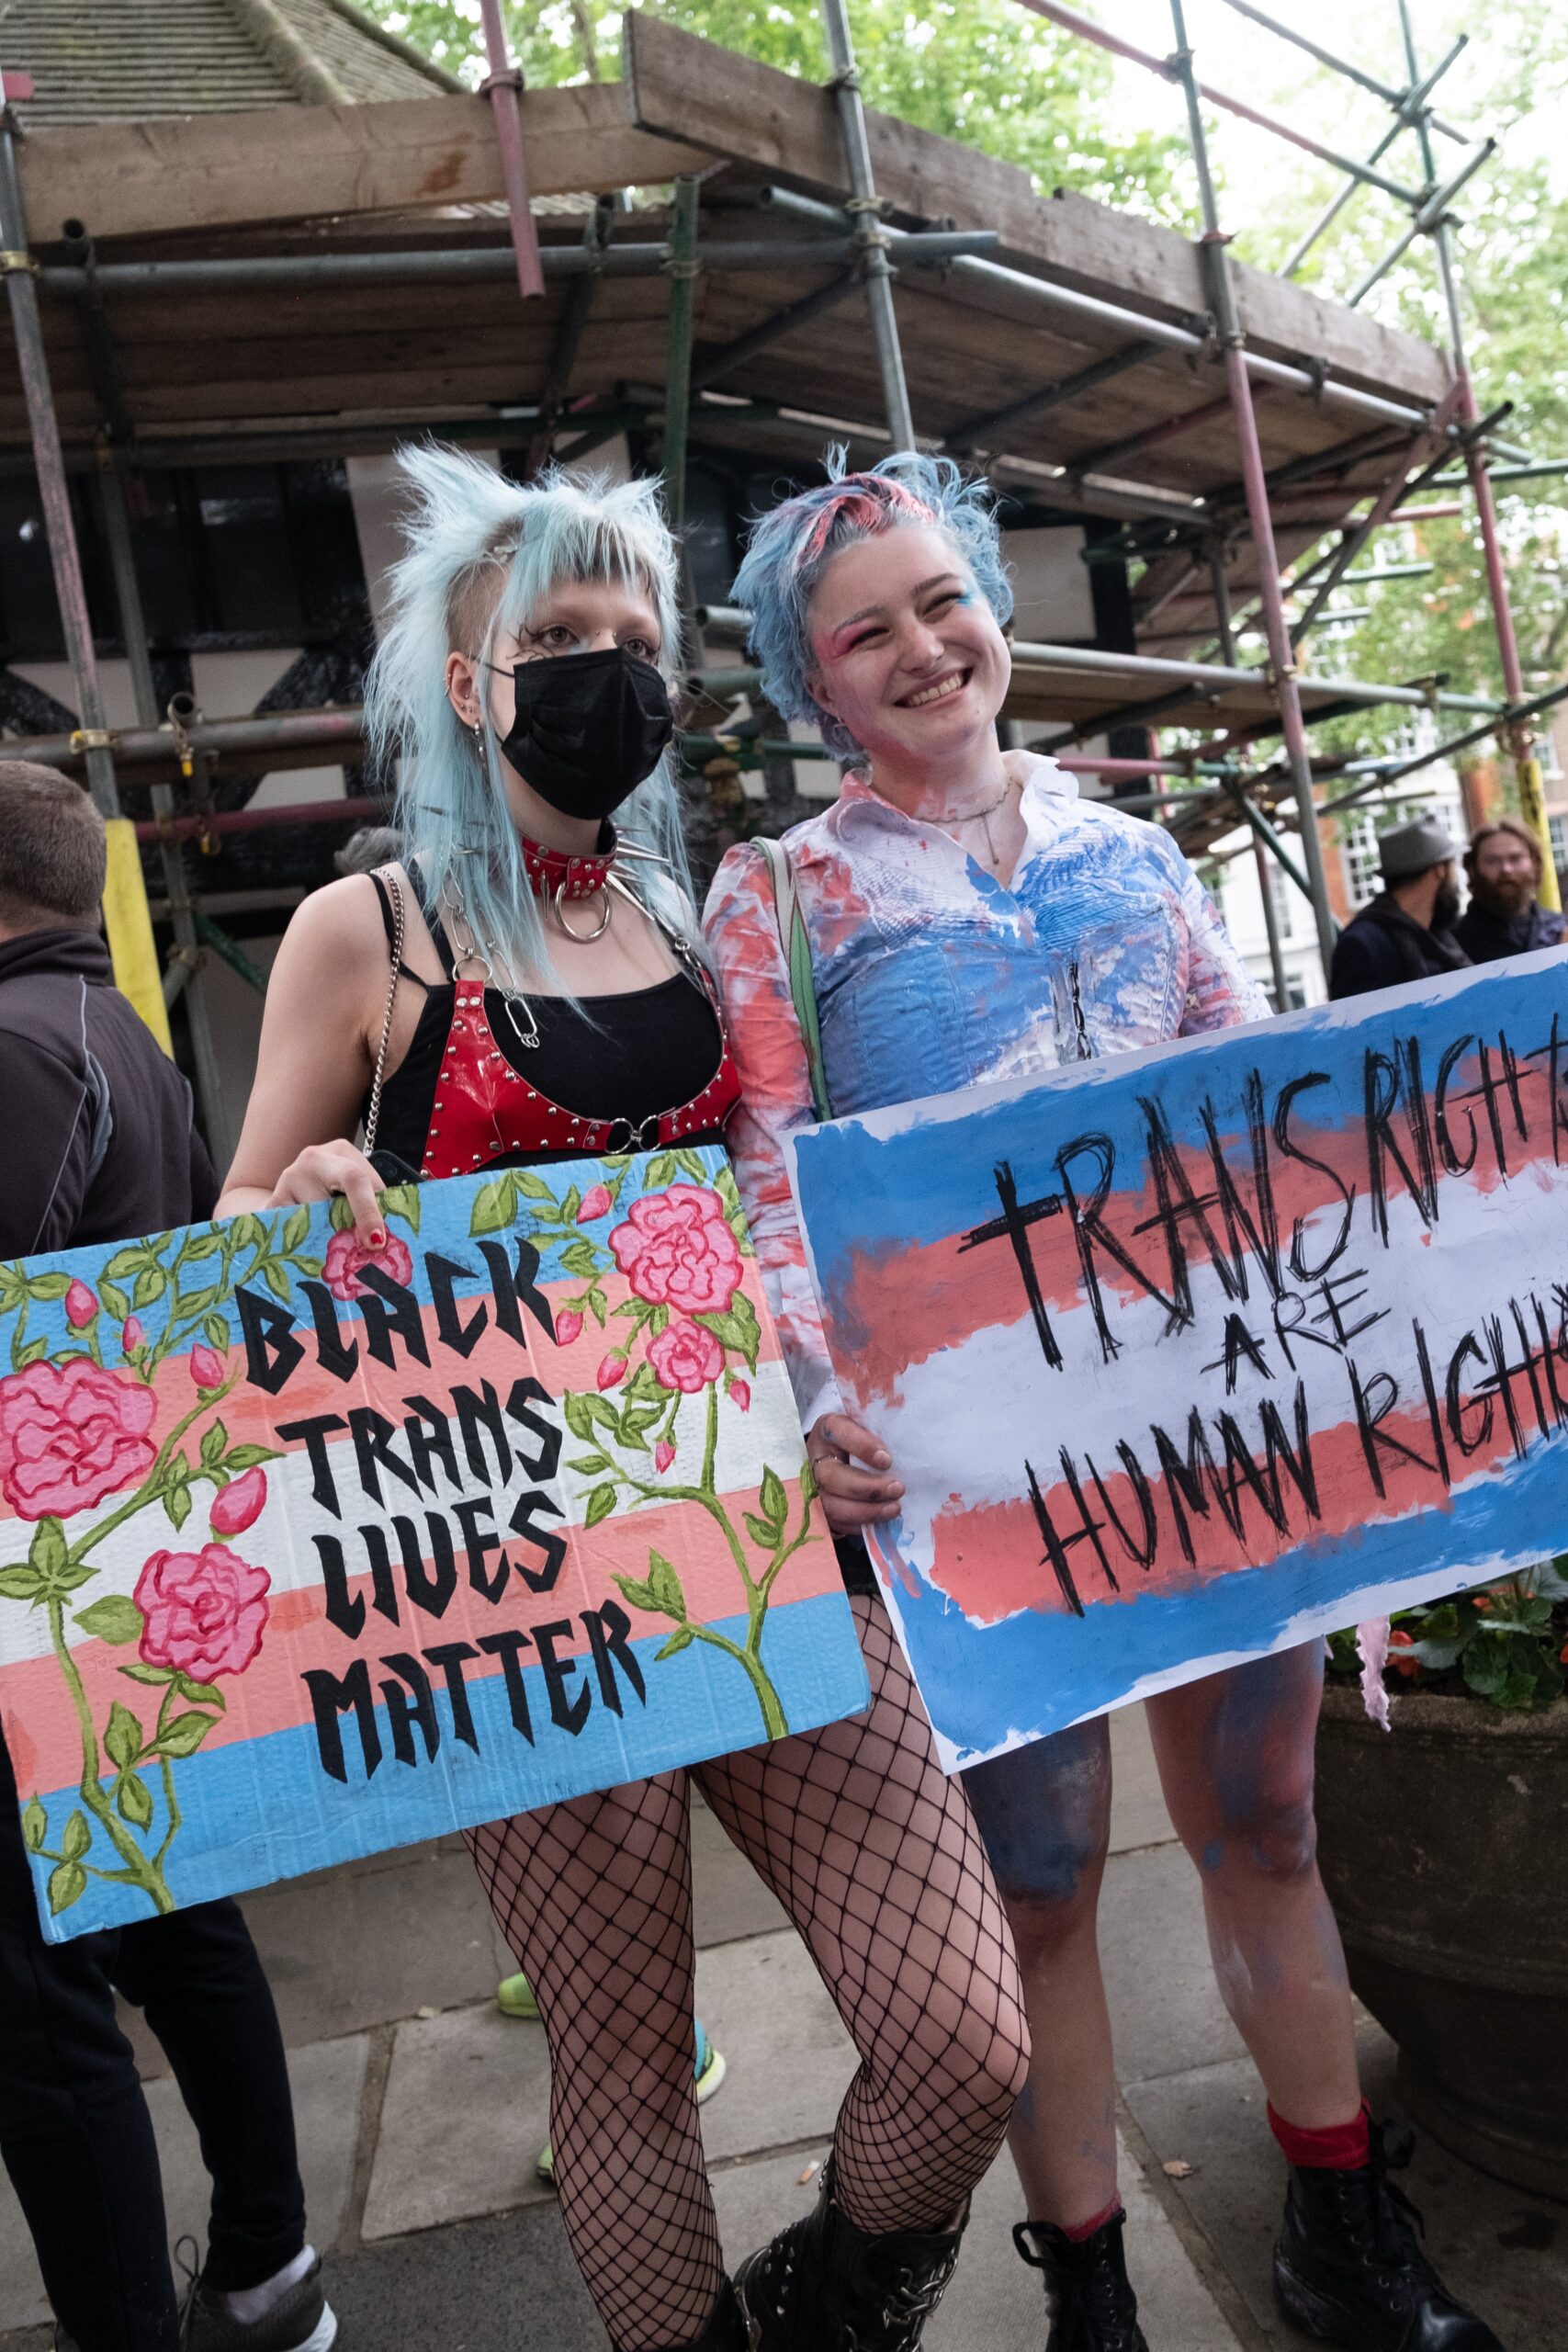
[757,834,831,1124]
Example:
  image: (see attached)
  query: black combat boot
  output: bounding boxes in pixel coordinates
[1014,2209,1149,2350]
[733,2159,965,2349]
[633,2276,746,2351]
[1272,2117,1506,2349]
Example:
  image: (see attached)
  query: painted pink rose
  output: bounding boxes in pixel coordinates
[64,1280,99,1329]
[135,1542,270,1680]
[608,1185,742,1317]
[122,1317,144,1353]
[553,1309,584,1348]
[0,1362,157,1521]
[576,1183,613,1224]
[596,1353,627,1391]
[729,1378,751,1414]
[648,1317,724,1396]
[654,1440,677,1475]
[189,1344,226,1390]
[209,1466,267,1536]
[321,1228,414,1302]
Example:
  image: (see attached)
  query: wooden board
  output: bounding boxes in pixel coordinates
[16,84,713,244]
[623,15,1451,409]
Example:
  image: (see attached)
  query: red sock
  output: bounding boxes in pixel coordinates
[1060,2197,1125,2244]
[1268,2099,1371,2170]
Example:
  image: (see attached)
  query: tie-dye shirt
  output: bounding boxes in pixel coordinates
[702,750,1269,1429]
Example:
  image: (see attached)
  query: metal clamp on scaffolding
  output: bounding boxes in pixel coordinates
[0,248,38,276]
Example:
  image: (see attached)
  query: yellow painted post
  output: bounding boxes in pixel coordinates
[1516,752,1562,913]
[101,818,173,1054]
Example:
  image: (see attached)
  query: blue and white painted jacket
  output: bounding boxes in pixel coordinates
[704,750,1269,1424]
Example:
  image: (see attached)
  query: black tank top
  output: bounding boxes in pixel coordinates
[364,868,726,1176]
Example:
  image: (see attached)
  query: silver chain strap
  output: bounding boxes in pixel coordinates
[363,865,406,1160]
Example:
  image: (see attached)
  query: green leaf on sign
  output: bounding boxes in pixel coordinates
[0,1565,43,1600]
[119,1662,175,1687]
[613,1573,657,1612]
[174,1672,225,1710]
[649,1304,670,1339]
[163,1483,193,1532]
[799,1456,818,1509]
[156,1712,218,1759]
[647,1553,687,1619]
[27,1271,72,1301]
[647,1152,677,1188]
[48,1861,87,1916]
[99,1280,130,1322]
[469,1176,516,1237]
[560,1185,582,1224]
[260,1261,292,1306]
[566,1453,611,1477]
[20,1797,46,1852]
[563,1393,596,1444]
[282,1206,310,1252]
[655,1627,695,1660]
[626,1361,663,1406]
[744,1512,777,1550]
[14,1337,48,1370]
[328,1194,356,1232]
[183,1230,223,1261]
[514,1171,557,1201]
[199,1419,229,1469]
[104,1245,148,1281]
[587,1287,606,1328]
[74,1595,144,1645]
[225,1443,274,1470]
[583,1485,618,1529]
[28,1520,66,1579]
[203,1314,231,1351]
[560,1240,600,1280]
[104,1702,143,1772]
[61,1810,92,1862]
[117,1771,154,1831]
[378,1182,422,1233]
[674,1149,708,1182]
[131,1266,167,1309]
[759,1464,787,1532]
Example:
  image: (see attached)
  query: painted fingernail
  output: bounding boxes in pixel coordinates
[369,1228,387,1247]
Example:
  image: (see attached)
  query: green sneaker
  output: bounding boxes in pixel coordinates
[535,2017,728,2186]
[496,1970,540,2019]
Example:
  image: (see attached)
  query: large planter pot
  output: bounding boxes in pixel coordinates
[1314,1681,1568,2203]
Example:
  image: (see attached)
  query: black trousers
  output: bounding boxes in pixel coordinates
[0,1741,305,2351]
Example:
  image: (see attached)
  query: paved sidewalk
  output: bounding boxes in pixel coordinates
[3,1708,1560,2348]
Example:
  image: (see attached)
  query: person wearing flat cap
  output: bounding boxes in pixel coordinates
[1328,811,1471,999]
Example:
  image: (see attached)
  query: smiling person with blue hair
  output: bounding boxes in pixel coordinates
[705,450,1507,2352]
[218,444,1029,2352]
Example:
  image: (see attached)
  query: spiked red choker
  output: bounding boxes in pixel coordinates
[519,824,617,902]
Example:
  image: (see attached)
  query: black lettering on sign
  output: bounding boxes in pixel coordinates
[508,1491,567,1594]
[276,1413,346,1517]
[426,1251,490,1357]
[535,1620,591,1734]
[582,1601,649,1717]
[355,1263,432,1372]
[298,1279,359,1382]
[312,1531,364,1640]
[1199,1071,1283,1301]
[477,1630,535,1743]
[479,1238,555,1348]
[400,1395,462,1495]
[1056,1133,1187,1361]
[303,1659,382,1782]
[454,1495,512,1603]
[958,1160,1064,1372]
[1272,1074,1355,1283]
[379,1652,439,1765]
[236,1284,304,1396]
[426,1641,481,1750]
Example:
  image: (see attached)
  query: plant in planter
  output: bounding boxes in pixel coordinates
[1315,1560,1568,2203]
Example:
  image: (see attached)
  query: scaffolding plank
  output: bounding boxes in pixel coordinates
[15,85,712,244]
[624,15,1451,410]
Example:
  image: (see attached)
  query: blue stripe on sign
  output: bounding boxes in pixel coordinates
[877,1434,1568,1761]
[31,1588,868,1941]
[793,956,1568,1285]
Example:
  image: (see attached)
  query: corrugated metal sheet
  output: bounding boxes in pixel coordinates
[2,0,448,126]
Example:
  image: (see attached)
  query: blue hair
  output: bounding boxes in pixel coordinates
[366,443,694,997]
[731,447,1014,756]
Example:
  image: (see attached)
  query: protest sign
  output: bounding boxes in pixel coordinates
[790,951,1568,1770]
[0,1148,863,1942]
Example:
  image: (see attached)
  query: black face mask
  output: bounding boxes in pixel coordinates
[487,647,673,820]
[1433,880,1461,933]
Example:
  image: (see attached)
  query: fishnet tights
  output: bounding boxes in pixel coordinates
[468,1592,1028,2351]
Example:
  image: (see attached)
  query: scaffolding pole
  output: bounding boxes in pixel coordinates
[1167,0,1338,974]
[0,106,118,821]
[1393,1,1560,911]
[95,460,231,1159]
[476,0,545,303]
[818,0,915,451]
